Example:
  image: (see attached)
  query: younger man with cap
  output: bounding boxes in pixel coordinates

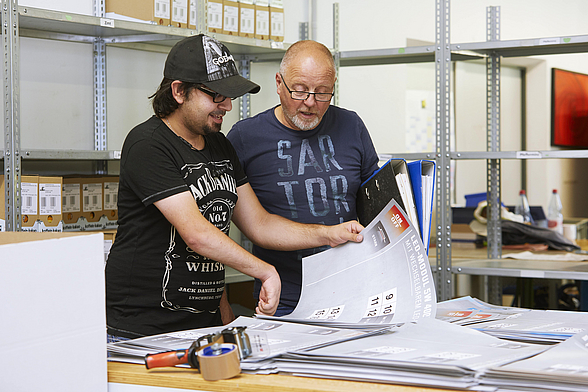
[105,34,365,340]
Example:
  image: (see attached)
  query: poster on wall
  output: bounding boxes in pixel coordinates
[551,68,588,148]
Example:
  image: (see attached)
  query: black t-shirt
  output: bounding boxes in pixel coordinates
[106,116,247,338]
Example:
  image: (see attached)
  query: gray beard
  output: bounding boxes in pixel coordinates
[290,113,320,131]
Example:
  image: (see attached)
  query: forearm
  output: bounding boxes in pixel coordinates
[155,192,276,281]
[244,213,332,251]
[233,184,363,251]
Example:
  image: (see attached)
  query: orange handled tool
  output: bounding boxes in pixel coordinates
[144,340,200,369]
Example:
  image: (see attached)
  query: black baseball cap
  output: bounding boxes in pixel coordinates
[164,34,260,98]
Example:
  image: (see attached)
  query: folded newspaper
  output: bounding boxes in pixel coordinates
[258,198,436,329]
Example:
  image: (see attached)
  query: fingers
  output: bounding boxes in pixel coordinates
[328,222,365,246]
[256,271,281,316]
[255,298,277,316]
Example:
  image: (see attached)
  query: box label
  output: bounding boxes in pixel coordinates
[63,183,81,213]
[208,2,223,29]
[240,8,255,34]
[83,183,103,212]
[155,0,170,18]
[21,182,38,215]
[39,183,62,215]
[271,10,284,37]
[173,0,188,24]
[224,5,239,32]
[103,182,119,210]
[256,10,269,35]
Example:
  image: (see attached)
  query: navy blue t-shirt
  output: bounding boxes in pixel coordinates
[227,105,379,309]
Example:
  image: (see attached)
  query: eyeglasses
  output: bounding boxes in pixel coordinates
[279,73,334,102]
[197,86,237,103]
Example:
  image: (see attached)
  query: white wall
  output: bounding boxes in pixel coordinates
[6,0,588,216]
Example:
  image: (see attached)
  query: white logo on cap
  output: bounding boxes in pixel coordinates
[212,54,235,66]
[202,35,238,81]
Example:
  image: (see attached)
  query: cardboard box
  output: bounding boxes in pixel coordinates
[38,176,63,230]
[239,0,255,38]
[222,0,239,36]
[0,232,107,392]
[188,0,198,30]
[171,0,188,28]
[102,176,119,228]
[0,175,39,230]
[255,0,270,40]
[208,0,223,33]
[105,0,171,26]
[81,176,104,226]
[62,176,83,227]
[269,1,284,42]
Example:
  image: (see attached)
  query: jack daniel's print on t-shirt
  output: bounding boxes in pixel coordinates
[161,159,237,314]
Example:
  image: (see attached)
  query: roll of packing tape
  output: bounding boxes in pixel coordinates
[197,343,240,381]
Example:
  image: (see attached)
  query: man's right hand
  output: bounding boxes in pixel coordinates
[255,269,281,316]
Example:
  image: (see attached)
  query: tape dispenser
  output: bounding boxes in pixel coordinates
[144,326,252,381]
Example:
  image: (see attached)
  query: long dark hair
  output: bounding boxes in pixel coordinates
[150,78,199,118]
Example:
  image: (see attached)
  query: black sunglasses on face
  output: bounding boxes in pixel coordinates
[197,86,237,103]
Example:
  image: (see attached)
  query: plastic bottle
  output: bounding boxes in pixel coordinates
[514,190,534,224]
[547,189,564,235]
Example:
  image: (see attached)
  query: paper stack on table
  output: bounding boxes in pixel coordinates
[273,317,547,389]
[481,331,588,392]
[437,296,588,344]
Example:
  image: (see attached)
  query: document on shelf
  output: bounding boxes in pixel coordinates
[258,198,436,329]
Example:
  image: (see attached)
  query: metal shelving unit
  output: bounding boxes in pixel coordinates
[334,1,588,302]
[1,0,288,231]
[4,1,588,302]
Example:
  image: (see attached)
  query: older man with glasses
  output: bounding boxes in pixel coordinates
[227,40,380,317]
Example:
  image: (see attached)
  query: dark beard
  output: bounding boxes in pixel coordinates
[202,122,221,135]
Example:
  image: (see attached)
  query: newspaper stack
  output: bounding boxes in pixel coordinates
[273,317,547,389]
[437,296,588,344]
[107,315,387,372]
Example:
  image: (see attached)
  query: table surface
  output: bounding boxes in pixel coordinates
[108,362,456,392]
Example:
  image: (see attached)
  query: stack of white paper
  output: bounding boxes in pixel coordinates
[273,318,547,389]
[481,331,588,392]
[437,296,588,344]
[107,316,387,372]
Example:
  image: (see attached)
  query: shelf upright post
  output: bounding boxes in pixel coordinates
[94,0,107,174]
[435,0,452,301]
[299,22,309,41]
[198,0,208,34]
[2,0,21,231]
[332,2,339,107]
[238,58,251,121]
[486,6,502,305]
[486,6,501,260]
